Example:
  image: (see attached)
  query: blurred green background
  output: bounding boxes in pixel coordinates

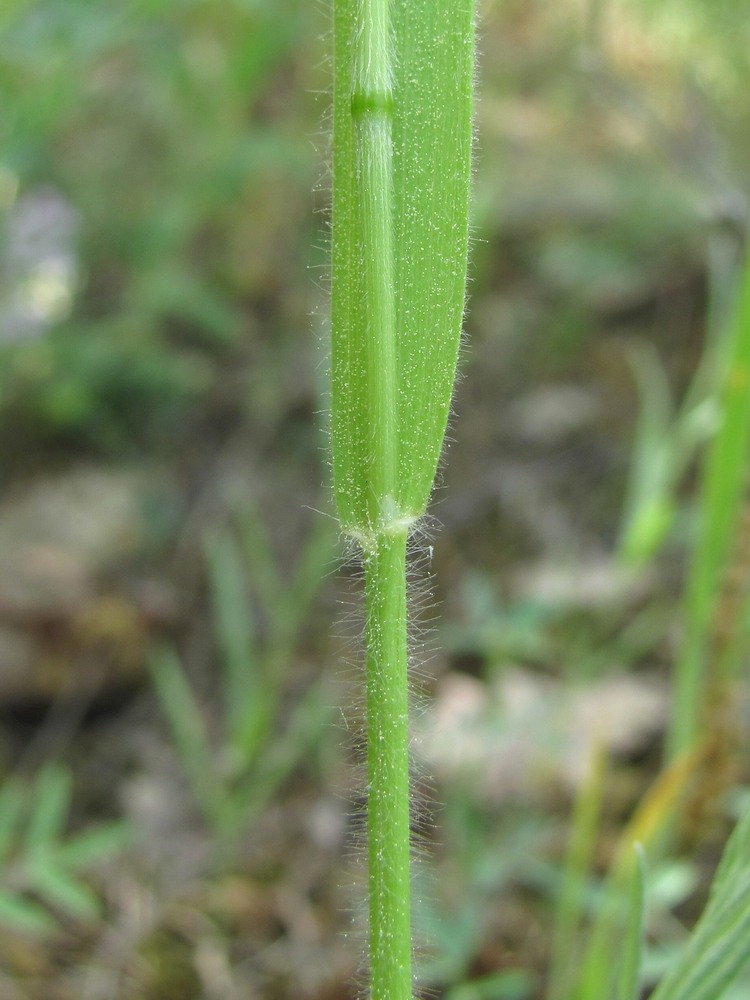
[1,1,750,998]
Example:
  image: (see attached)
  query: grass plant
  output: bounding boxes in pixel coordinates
[646,807,750,1000]
[544,749,750,1000]
[539,247,750,1000]
[0,765,130,936]
[547,746,606,1000]
[151,508,333,850]
[616,226,748,573]
[617,339,718,568]
[330,0,475,995]
[667,249,750,762]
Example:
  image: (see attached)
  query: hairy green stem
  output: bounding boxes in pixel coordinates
[364,529,411,999]
[353,4,411,993]
[331,1,475,994]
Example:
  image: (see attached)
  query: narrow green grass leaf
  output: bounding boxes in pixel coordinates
[668,248,750,758]
[702,809,750,923]
[53,821,132,870]
[0,778,25,866]
[26,765,72,854]
[649,882,750,1000]
[651,812,750,1000]
[280,515,335,638]
[617,844,647,1000]
[150,647,224,826]
[150,647,213,775]
[445,970,532,1000]
[577,750,696,1000]
[0,893,57,935]
[390,0,474,520]
[237,502,285,615]
[547,745,606,1000]
[619,342,719,566]
[618,343,681,564]
[25,860,100,923]
[238,680,332,822]
[331,0,475,537]
[204,531,259,751]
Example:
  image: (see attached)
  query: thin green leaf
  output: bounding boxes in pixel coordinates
[668,247,750,758]
[0,778,25,866]
[617,844,647,1000]
[650,884,750,1000]
[205,530,259,746]
[0,892,57,935]
[236,500,285,617]
[577,750,696,1000]
[26,860,100,922]
[445,970,532,1000]
[619,340,719,566]
[277,514,335,642]
[331,0,475,537]
[26,765,72,854]
[618,342,676,564]
[238,680,332,821]
[651,813,750,1000]
[547,745,606,1000]
[151,647,212,772]
[150,646,224,825]
[701,809,750,925]
[53,821,132,870]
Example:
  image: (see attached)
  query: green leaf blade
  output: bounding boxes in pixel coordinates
[617,844,647,1000]
[0,893,58,936]
[392,0,475,520]
[26,765,72,854]
[54,821,132,870]
[331,0,476,536]
[26,860,100,923]
[651,812,750,1000]
[0,778,25,866]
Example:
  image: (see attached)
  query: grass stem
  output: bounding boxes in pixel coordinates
[364,528,412,1000]
[331,2,475,993]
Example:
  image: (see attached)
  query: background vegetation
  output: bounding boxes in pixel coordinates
[1,0,750,997]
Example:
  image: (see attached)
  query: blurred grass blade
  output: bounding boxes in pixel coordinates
[702,804,750,923]
[445,970,532,1000]
[618,341,719,567]
[577,749,696,1000]
[281,515,335,638]
[0,893,57,936]
[237,500,285,614]
[54,822,132,870]
[205,530,260,751]
[26,765,72,854]
[150,646,222,824]
[151,647,212,772]
[650,811,750,1000]
[618,341,675,565]
[236,680,332,824]
[547,743,606,1000]
[262,515,335,681]
[668,248,750,759]
[0,778,25,867]
[25,860,100,922]
[617,844,646,1000]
